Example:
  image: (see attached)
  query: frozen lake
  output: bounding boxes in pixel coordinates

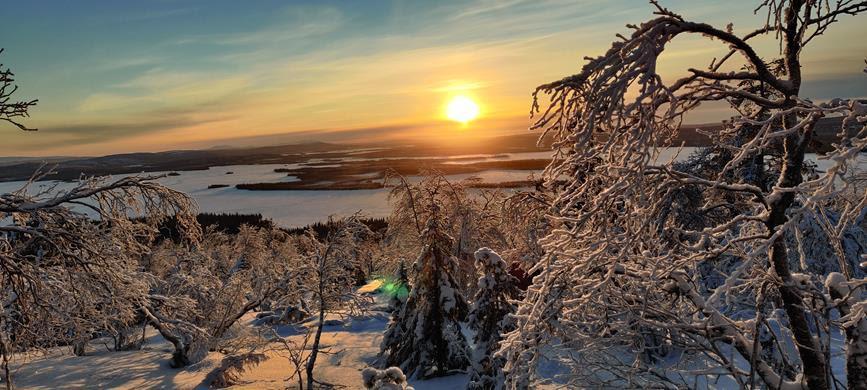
[0,161,540,228]
[1,149,863,228]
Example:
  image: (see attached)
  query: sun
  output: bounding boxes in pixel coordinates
[445,96,480,124]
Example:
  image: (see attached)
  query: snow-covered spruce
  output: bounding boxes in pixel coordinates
[361,367,415,390]
[388,259,412,313]
[379,217,470,379]
[467,248,519,390]
[384,170,508,293]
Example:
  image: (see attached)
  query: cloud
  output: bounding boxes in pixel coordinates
[38,113,232,147]
[170,5,344,47]
[97,56,163,71]
[450,0,527,20]
[78,68,252,115]
[6,0,867,156]
[182,114,532,150]
[197,124,423,149]
[110,7,197,23]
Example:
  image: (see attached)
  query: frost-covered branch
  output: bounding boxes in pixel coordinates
[503,1,867,389]
[0,173,199,383]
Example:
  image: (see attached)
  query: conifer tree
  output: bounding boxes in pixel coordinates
[467,248,518,390]
[379,215,470,379]
[387,259,411,312]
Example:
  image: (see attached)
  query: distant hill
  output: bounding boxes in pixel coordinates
[678,116,858,153]
[0,117,856,182]
[0,135,549,182]
[0,156,81,167]
[0,142,349,182]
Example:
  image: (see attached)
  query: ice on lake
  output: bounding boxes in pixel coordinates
[1,150,863,228]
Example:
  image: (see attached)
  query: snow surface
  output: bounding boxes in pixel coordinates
[11,281,472,389]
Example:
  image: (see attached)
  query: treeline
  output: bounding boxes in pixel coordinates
[283,217,388,238]
[148,212,388,241]
[147,212,274,241]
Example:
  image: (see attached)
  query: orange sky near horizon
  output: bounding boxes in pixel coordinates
[2,1,865,157]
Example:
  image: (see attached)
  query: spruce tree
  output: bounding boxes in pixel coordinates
[379,217,470,379]
[387,259,411,312]
[466,248,518,390]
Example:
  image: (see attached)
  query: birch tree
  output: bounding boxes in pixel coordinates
[0,50,203,379]
[0,48,37,131]
[500,1,867,388]
[142,223,317,368]
[294,216,372,388]
[1,173,200,378]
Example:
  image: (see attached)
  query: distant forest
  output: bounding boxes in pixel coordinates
[151,212,388,242]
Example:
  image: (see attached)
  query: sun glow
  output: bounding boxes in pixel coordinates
[445,96,480,124]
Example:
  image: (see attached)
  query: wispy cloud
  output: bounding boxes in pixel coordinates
[169,6,344,47]
[3,0,866,156]
[450,0,527,20]
[102,7,198,23]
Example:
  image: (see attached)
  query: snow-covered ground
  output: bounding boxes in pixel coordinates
[11,280,468,389]
[10,335,217,389]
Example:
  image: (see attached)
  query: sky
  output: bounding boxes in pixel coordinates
[1,0,865,157]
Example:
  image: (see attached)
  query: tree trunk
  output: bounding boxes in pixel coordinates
[828,279,867,390]
[1,349,11,390]
[212,298,261,342]
[768,239,828,388]
[305,306,325,389]
[765,2,830,386]
[764,115,829,389]
[72,339,87,357]
[169,340,192,369]
[141,307,193,368]
[844,328,867,390]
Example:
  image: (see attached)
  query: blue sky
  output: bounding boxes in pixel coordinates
[2,0,865,156]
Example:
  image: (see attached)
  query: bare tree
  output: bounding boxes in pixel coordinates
[143,225,301,367]
[500,1,867,389]
[294,215,372,388]
[385,170,506,292]
[268,325,312,389]
[0,48,37,131]
[0,49,205,382]
[1,173,200,384]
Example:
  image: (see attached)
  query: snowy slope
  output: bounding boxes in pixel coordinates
[11,280,469,389]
